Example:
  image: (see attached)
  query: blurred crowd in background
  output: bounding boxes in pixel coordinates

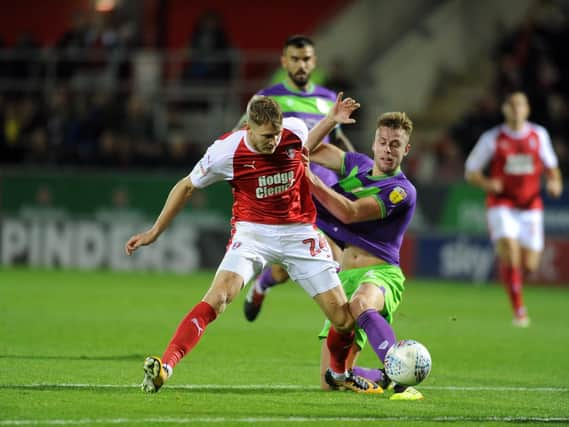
[405,1,569,184]
[450,4,569,173]
[0,8,205,169]
[1,1,568,183]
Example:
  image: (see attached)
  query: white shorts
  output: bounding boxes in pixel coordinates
[217,221,341,297]
[487,206,544,251]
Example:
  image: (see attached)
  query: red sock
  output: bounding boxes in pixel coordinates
[326,327,355,374]
[499,263,526,318]
[162,301,217,368]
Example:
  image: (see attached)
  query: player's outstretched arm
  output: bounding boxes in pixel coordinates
[310,143,344,172]
[305,92,359,152]
[125,177,196,255]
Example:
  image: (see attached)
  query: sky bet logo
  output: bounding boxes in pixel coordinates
[256,170,295,199]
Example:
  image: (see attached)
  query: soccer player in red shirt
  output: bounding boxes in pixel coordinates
[465,92,563,327]
[125,95,382,394]
[238,35,354,322]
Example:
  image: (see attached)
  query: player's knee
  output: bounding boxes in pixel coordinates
[524,260,539,274]
[348,287,384,320]
[204,292,232,314]
[496,246,512,263]
[348,296,373,320]
[523,251,541,274]
[204,272,243,313]
[330,315,354,333]
[496,239,520,264]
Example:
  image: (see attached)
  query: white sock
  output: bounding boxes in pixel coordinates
[163,363,173,378]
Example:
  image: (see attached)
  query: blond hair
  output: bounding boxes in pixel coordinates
[377,112,413,137]
[247,96,283,128]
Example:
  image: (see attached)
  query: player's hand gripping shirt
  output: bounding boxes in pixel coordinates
[189,118,317,225]
[315,152,416,266]
[465,123,558,210]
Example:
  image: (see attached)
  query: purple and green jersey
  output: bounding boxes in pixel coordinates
[315,152,416,266]
[257,82,339,185]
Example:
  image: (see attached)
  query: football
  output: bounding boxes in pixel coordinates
[384,339,432,386]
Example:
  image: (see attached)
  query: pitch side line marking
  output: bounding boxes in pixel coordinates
[1,383,568,392]
[1,416,569,425]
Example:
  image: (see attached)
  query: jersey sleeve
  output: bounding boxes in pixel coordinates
[188,140,234,188]
[465,128,497,172]
[535,125,559,168]
[284,117,308,145]
[374,182,416,219]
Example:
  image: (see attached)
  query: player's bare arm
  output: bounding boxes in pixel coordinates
[305,92,359,152]
[125,177,195,255]
[545,167,563,198]
[306,167,381,223]
[310,143,344,172]
[465,170,503,194]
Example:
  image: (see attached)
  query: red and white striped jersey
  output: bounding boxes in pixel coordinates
[465,122,558,210]
[189,117,317,224]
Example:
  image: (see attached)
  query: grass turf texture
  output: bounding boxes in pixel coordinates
[1,268,568,426]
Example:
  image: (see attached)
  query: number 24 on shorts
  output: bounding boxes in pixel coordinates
[302,235,329,257]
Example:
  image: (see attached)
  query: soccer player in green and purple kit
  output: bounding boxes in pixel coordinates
[241,35,354,320]
[306,111,423,400]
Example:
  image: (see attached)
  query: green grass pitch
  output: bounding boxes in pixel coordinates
[1,268,568,426]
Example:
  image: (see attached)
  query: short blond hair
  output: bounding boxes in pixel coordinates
[377,112,413,137]
[247,96,283,128]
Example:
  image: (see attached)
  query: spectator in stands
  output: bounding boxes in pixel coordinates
[55,10,92,81]
[1,100,25,162]
[44,87,73,163]
[97,129,130,168]
[59,93,104,164]
[25,128,51,165]
[6,32,43,87]
[164,131,201,170]
[1,95,44,163]
[181,10,235,84]
[0,37,7,80]
[120,94,162,166]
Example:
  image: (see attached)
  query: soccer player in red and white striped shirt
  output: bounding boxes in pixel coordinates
[125,95,382,394]
[465,92,563,327]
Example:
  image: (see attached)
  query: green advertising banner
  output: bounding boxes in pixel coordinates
[0,170,234,272]
[0,170,233,219]
[440,183,487,234]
